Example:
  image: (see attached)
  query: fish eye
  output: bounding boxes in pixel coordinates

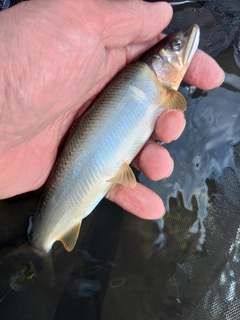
[171,39,182,51]
[153,53,161,59]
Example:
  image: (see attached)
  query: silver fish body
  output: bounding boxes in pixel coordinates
[32,63,165,252]
[30,25,200,253]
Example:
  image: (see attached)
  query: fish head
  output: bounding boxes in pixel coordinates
[140,24,200,90]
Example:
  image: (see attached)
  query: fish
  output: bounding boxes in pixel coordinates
[9,24,200,288]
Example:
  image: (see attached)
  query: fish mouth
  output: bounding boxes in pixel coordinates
[183,24,200,65]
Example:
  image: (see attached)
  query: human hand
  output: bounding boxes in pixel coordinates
[0,0,223,218]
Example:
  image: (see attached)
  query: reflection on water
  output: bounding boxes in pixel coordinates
[68,278,101,298]
[1,1,240,319]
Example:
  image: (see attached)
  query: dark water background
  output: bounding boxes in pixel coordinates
[1,1,240,319]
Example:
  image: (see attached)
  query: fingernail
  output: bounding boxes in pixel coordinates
[219,69,225,86]
[173,118,186,141]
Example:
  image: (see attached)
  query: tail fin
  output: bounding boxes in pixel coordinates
[5,243,55,291]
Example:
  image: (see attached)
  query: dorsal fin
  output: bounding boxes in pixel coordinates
[58,223,81,252]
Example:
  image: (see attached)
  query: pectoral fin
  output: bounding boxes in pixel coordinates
[106,163,137,198]
[58,222,81,252]
[162,88,186,111]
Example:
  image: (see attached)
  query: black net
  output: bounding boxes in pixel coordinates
[0,0,23,10]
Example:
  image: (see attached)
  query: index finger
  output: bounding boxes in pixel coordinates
[103,1,173,49]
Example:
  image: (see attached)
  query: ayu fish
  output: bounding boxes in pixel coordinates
[9,25,200,289]
[30,24,200,254]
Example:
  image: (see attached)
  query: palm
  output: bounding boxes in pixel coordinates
[0,4,123,192]
[0,0,223,218]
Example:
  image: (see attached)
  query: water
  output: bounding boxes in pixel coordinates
[1,1,240,319]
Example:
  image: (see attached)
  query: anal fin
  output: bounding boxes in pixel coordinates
[58,222,81,252]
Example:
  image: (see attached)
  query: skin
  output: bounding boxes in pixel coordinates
[0,0,224,219]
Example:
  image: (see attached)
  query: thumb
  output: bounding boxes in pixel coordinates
[102,0,173,49]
